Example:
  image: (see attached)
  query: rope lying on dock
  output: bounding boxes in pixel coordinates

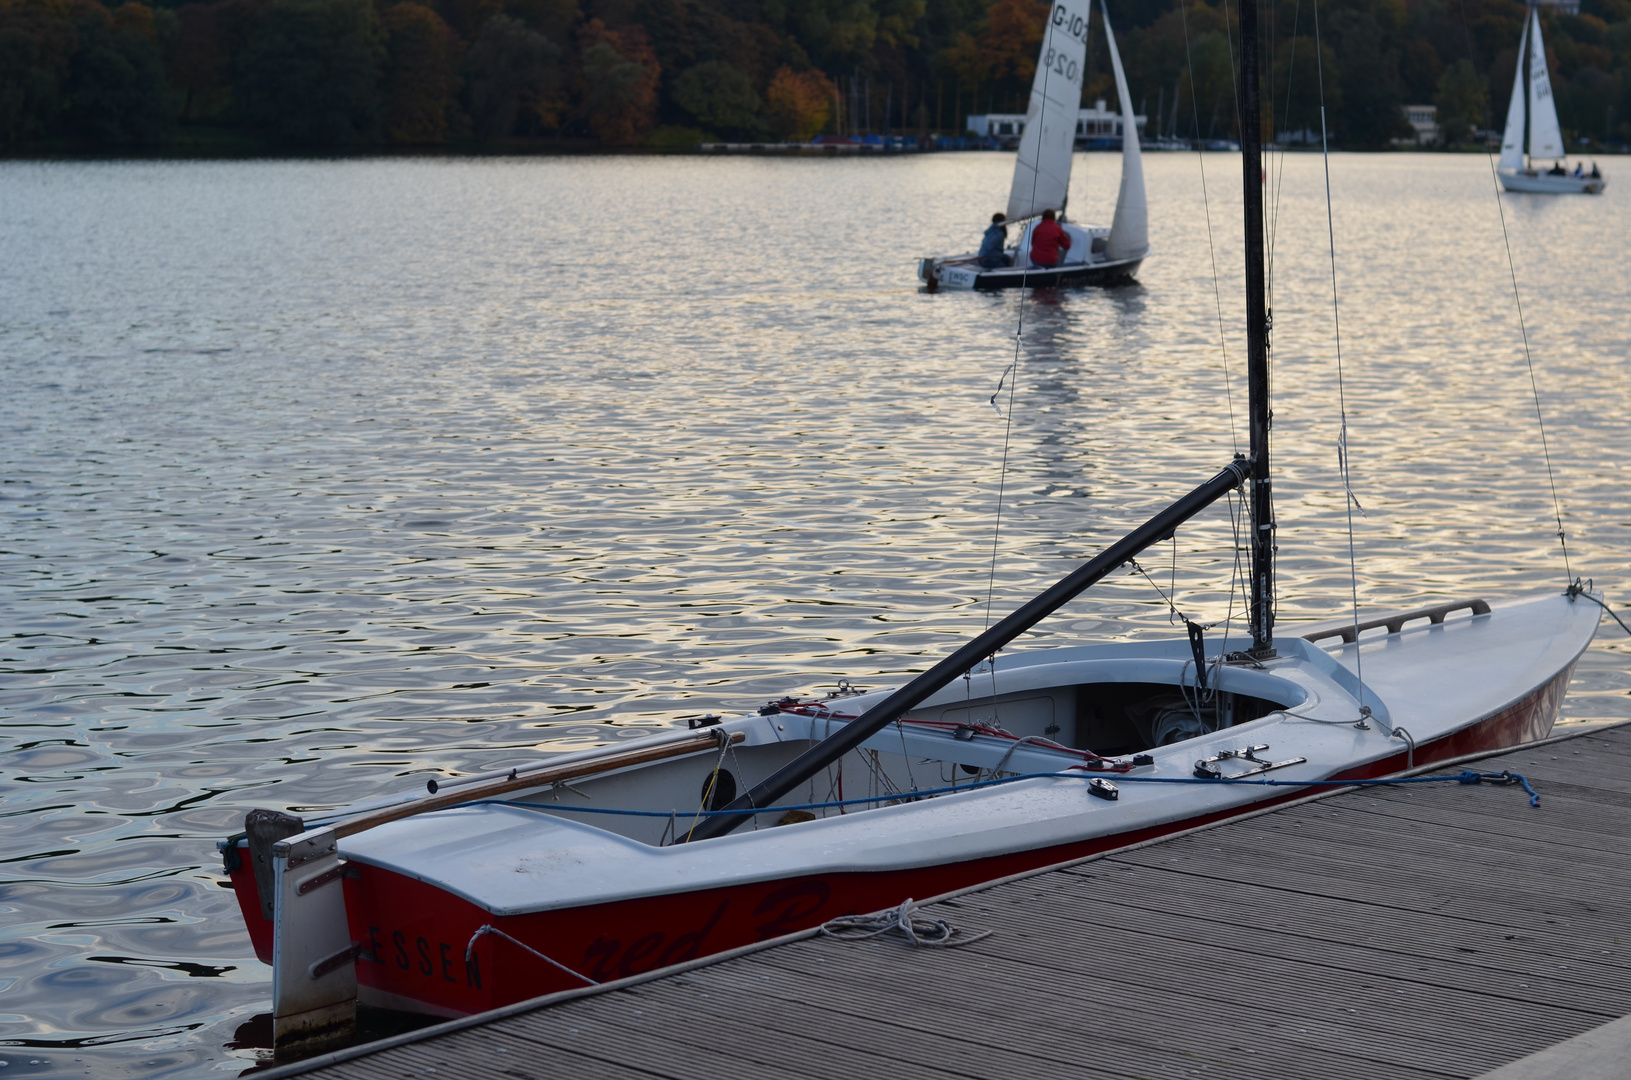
[483,767,1543,821]
[820,898,993,948]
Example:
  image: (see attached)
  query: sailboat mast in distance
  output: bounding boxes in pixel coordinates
[1238,0,1274,654]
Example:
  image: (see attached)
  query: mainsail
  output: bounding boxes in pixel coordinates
[1527,7,1564,161]
[1102,0,1147,261]
[1498,14,1528,170]
[1007,0,1091,221]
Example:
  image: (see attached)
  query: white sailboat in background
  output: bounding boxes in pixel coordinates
[920,0,1148,290]
[1497,5,1606,194]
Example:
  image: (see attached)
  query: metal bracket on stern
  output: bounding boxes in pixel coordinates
[1194,744,1307,780]
[270,826,359,1058]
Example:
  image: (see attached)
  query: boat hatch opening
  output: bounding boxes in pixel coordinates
[908,680,1295,757]
[1077,681,1287,755]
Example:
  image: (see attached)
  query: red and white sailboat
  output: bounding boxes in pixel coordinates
[918,0,1148,290]
[222,0,1602,1055]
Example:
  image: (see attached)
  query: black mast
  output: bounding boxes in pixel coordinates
[684,2,1278,844]
[1239,0,1275,654]
[680,459,1249,843]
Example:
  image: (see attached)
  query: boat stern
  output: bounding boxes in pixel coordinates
[919,256,981,291]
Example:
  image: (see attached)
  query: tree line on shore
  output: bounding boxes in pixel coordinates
[2,0,1629,151]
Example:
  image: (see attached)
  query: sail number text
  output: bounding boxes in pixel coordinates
[1052,4,1089,45]
[1044,3,1086,85]
[1042,46,1081,85]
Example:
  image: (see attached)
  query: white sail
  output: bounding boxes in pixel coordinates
[1102,0,1147,261]
[1527,7,1565,160]
[1007,0,1091,221]
[1498,14,1528,170]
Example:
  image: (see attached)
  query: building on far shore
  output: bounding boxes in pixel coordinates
[1395,104,1440,146]
[966,100,1147,146]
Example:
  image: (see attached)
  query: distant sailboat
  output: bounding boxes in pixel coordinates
[1497,6,1606,194]
[919,0,1147,290]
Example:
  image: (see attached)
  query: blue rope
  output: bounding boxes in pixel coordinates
[482,767,1540,820]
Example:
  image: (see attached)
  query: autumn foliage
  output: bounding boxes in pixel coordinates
[2,0,1631,150]
[765,66,835,140]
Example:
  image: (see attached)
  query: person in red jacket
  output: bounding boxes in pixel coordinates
[1028,208,1071,268]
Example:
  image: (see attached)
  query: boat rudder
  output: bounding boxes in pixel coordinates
[271,825,361,1058]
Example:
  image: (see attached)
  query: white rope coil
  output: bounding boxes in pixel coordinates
[819,899,993,948]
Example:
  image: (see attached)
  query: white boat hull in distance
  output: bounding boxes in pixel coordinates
[922,0,1147,293]
[921,250,1144,291]
[1498,168,1606,194]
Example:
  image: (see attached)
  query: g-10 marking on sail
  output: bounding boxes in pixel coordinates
[1043,3,1088,85]
[919,0,1148,288]
[1052,4,1087,42]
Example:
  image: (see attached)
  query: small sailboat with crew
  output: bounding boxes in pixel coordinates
[223,0,1603,1056]
[1497,4,1606,194]
[919,0,1147,291]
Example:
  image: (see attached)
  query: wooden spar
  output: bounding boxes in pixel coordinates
[682,458,1251,843]
[1239,0,1275,654]
[324,729,744,839]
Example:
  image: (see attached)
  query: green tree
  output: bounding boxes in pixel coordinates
[235,0,384,145]
[1331,11,1410,146]
[773,0,882,72]
[577,19,658,142]
[62,0,175,144]
[463,12,559,140]
[1270,36,1339,142]
[166,1,235,122]
[0,0,78,145]
[1434,58,1487,145]
[672,59,758,134]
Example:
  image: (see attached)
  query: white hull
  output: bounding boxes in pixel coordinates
[1498,168,1606,195]
[230,591,1598,1023]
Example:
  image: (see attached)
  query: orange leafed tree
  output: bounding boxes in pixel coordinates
[764,66,834,141]
[979,0,1048,84]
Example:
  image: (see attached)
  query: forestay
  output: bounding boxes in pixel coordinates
[1527,7,1564,161]
[1102,1,1147,262]
[1498,15,1528,170]
[1007,0,1090,222]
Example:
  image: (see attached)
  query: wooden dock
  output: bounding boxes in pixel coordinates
[266,720,1631,1080]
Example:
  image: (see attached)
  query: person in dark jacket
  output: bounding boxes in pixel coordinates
[977,212,1011,268]
[1028,208,1071,268]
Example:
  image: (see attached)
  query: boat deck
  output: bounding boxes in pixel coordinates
[262,719,1631,1080]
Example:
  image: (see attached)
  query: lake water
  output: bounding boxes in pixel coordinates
[2,151,1628,1076]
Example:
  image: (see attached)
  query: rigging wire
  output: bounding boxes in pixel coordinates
[1313,0,1367,711]
[1266,0,1305,316]
[1218,0,1245,141]
[1180,0,1241,453]
[1453,0,1574,583]
[980,0,1076,706]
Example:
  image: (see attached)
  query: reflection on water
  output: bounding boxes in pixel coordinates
[1,152,1627,1075]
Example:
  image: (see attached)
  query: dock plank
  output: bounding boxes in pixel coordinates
[269,721,1631,1080]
